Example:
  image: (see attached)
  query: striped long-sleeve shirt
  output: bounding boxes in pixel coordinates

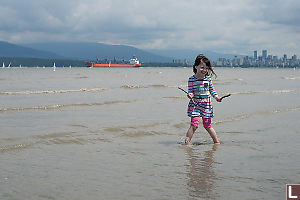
[187,75,219,118]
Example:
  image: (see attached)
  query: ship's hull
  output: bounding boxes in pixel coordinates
[86,62,141,68]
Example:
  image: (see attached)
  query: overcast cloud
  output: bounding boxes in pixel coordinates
[0,0,299,56]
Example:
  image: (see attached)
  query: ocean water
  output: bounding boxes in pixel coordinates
[0,67,299,200]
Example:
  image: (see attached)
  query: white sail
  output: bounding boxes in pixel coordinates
[53,62,56,71]
[2,62,4,68]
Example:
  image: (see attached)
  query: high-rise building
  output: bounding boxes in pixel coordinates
[254,50,257,59]
[262,50,267,59]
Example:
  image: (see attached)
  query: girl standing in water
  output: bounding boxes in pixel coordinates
[185,54,222,145]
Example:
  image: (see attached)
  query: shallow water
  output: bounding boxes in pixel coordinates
[0,67,299,200]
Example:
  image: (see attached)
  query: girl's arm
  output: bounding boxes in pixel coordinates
[187,77,195,101]
[188,77,193,94]
[209,80,221,102]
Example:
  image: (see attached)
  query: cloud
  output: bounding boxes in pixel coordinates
[0,0,299,56]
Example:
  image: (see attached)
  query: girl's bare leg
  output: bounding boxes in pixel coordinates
[205,127,220,144]
[185,125,197,145]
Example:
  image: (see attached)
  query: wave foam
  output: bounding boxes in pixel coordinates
[0,100,136,113]
[230,88,300,95]
[0,87,105,95]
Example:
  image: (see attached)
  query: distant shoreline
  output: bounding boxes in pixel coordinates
[0,57,298,68]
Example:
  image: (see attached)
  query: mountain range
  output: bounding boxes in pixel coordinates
[25,42,172,62]
[0,41,63,59]
[0,41,242,62]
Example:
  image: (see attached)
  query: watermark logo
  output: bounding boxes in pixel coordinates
[287,184,300,200]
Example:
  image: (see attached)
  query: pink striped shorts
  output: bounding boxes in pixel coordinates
[191,116,212,128]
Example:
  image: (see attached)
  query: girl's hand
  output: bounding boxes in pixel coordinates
[187,93,194,100]
[216,96,222,102]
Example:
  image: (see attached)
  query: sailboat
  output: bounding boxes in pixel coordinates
[53,62,56,71]
[2,62,4,68]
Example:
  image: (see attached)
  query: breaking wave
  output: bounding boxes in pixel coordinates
[163,96,186,99]
[0,100,136,113]
[121,85,146,89]
[122,130,166,137]
[0,143,35,153]
[213,106,300,125]
[281,76,300,80]
[102,122,171,138]
[0,130,111,153]
[213,114,251,125]
[0,87,105,95]
[103,122,170,133]
[148,84,177,88]
[120,84,183,90]
[230,88,300,95]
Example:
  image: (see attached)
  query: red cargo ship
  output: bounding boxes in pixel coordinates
[86,57,141,68]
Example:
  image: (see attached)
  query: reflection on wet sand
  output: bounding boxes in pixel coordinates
[185,145,219,199]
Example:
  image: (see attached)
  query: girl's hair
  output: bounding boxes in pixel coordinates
[193,54,217,78]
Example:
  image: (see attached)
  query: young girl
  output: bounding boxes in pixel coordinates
[185,54,222,145]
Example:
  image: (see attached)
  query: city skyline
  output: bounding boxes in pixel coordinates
[251,49,298,60]
[215,49,299,67]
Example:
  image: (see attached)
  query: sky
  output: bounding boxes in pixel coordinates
[0,0,300,57]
